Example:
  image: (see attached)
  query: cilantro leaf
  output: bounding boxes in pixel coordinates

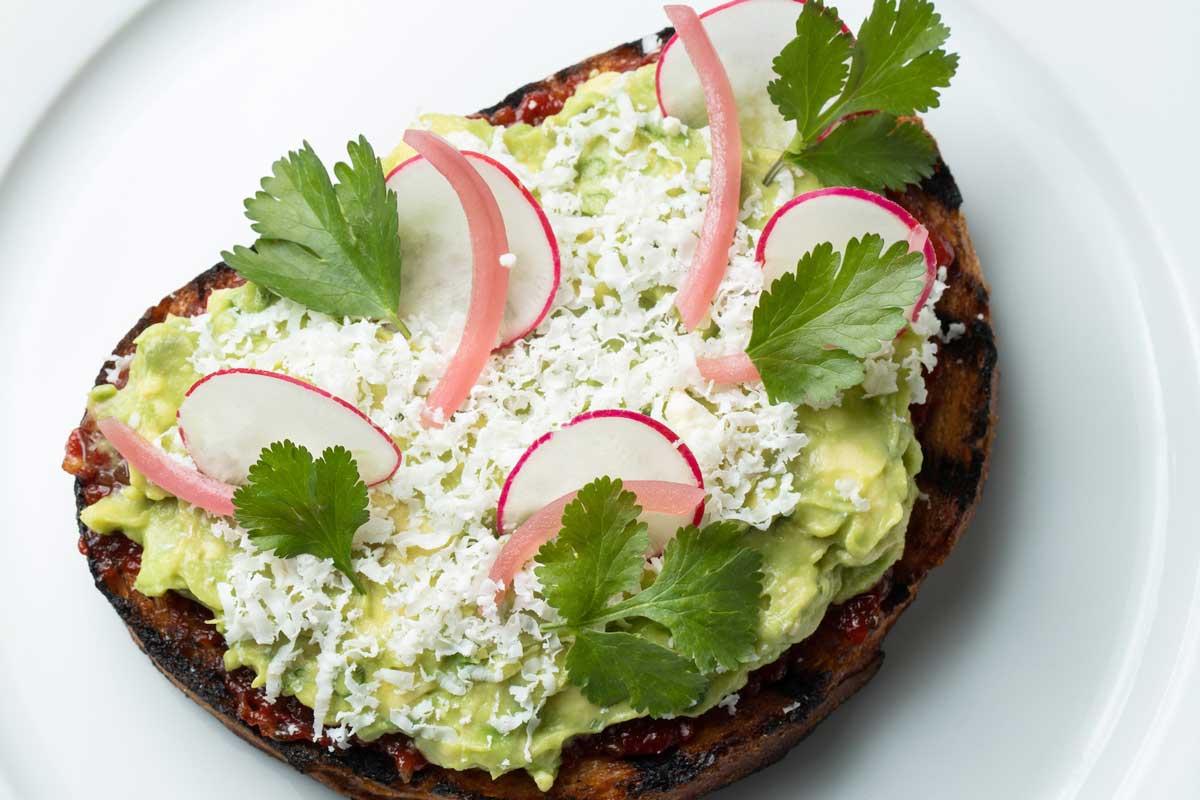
[595,523,762,673]
[534,477,648,625]
[221,136,406,332]
[765,0,957,191]
[789,114,936,193]
[566,629,707,716]
[233,440,369,593]
[768,1,852,143]
[747,235,927,406]
[534,477,764,717]
[837,0,957,119]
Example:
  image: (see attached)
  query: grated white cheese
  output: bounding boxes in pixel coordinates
[104,353,133,385]
[940,321,966,343]
[834,478,871,512]
[862,341,900,398]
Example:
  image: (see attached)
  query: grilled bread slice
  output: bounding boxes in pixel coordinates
[67,28,998,800]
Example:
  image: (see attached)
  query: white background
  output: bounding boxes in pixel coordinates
[0,1,1197,798]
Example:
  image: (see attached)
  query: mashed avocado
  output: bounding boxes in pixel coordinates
[82,65,925,789]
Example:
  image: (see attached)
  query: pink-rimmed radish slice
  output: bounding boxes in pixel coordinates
[758,186,937,319]
[496,409,705,555]
[177,369,401,486]
[656,0,848,149]
[402,130,511,429]
[386,152,560,347]
[665,4,743,332]
[97,417,236,517]
[487,480,707,600]
[697,352,762,385]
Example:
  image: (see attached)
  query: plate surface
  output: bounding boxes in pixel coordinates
[0,2,1197,798]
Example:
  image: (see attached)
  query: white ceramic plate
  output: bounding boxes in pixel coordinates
[1,2,1197,798]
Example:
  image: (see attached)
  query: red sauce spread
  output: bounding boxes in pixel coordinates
[832,570,893,645]
[84,529,143,600]
[225,669,330,746]
[64,420,128,506]
[475,46,658,128]
[225,669,428,780]
[581,717,696,759]
[930,228,956,272]
[375,736,429,782]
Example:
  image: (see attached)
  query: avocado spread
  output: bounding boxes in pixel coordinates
[81,65,930,789]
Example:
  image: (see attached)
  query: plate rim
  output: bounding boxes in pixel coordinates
[0,1,1197,798]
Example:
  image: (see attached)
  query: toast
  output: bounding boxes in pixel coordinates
[66,28,998,800]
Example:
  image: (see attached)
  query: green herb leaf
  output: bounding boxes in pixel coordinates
[837,0,957,120]
[221,136,405,330]
[594,522,763,673]
[747,235,927,406]
[768,1,853,143]
[233,440,369,593]
[566,629,707,716]
[534,478,764,716]
[534,476,648,625]
[766,0,957,190]
[788,114,936,193]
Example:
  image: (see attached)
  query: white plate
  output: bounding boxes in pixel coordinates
[1,2,1197,798]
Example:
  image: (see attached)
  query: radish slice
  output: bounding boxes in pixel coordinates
[758,187,937,319]
[657,0,838,149]
[177,369,401,486]
[386,152,560,347]
[665,4,743,332]
[496,409,705,554]
[97,417,236,517]
[697,352,761,385]
[403,130,511,428]
[488,480,706,598]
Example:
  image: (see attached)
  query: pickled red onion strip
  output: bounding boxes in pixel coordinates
[487,480,707,599]
[907,223,930,256]
[696,352,761,385]
[403,130,511,428]
[665,4,743,331]
[907,223,934,320]
[97,417,236,517]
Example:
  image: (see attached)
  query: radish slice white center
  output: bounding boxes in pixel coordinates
[177,369,401,486]
[402,130,511,428]
[665,4,743,331]
[98,417,236,517]
[387,152,559,348]
[496,409,705,555]
[758,187,937,319]
[487,480,707,600]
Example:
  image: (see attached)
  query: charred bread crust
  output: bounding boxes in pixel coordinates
[71,30,998,800]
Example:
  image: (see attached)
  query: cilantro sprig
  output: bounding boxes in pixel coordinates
[747,234,927,407]
[535,477,763,717]
[765,0,958,190]
[221,136,407,335]
[233,441,369,593]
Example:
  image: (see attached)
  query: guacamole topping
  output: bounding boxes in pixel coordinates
[81,65,946,789]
